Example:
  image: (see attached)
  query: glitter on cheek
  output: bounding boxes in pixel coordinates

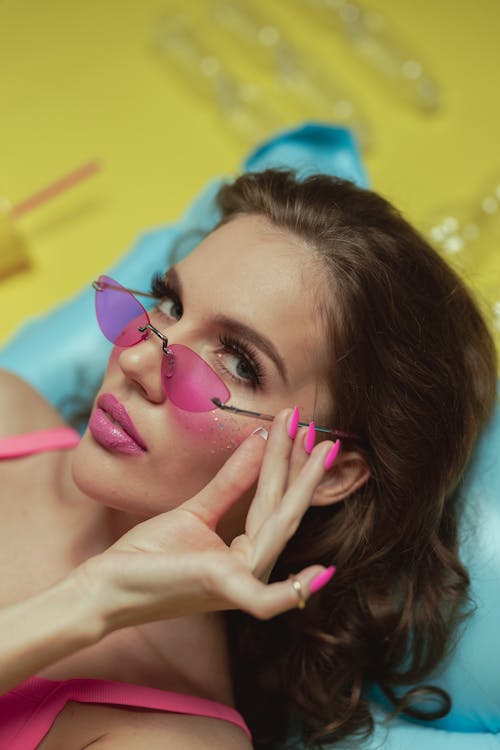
[170,407,247,455]
[205,414,243,454]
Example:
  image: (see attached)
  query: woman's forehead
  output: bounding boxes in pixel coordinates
[183,214,317,301]
[178,214,328,373]
[181,215,318,306]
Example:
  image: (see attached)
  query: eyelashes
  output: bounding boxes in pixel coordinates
[148,273,265,389]
[150,273,181,312]
[217,333,265,389]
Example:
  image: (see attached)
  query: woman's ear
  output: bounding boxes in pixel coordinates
[311,448,371,507]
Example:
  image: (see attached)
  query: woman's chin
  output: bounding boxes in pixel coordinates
[70,432,150,513]
[70,431,185,518]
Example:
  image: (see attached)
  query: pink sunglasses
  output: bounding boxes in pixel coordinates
[92,275,362,441]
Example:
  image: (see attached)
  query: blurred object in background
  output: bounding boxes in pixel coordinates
[152,2,370,149]
[423,172,500,334]
[211,0,371,149]
[0,162,100,283]
[152,12,285,144]
[425,173,500,256]
[9,162,100,221]
[304,0,441,113]
[152,0,439,153]
[0,202,30,281]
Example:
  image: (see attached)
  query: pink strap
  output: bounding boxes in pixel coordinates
[0,427,80,458]
[6,677,251,748]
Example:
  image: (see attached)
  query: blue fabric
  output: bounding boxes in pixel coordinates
[244,123,369,186]
[366,394,500,737]
[1,122,499,749]
[330,705,500,749]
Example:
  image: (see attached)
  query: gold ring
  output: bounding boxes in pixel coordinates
[288,574,306,610]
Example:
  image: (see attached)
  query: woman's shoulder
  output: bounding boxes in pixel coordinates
[46,702,252,750]
[81,712,252,749]
[0,369,66,438]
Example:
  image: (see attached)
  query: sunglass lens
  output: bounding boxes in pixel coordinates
[95,275,149,346]
[162,343,230,412]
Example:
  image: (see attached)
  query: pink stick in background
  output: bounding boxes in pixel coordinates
[11,161,100,219]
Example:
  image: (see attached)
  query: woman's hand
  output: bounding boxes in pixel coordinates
[73,408,338,633]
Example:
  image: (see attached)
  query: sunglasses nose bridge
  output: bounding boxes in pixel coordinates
[143,314,203,360]
[138,322,169,350]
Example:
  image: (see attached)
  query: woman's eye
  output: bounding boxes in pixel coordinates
[157,295,182,320]
[217,335,264,389]
[219,351,255,383]
[149,274,183,320]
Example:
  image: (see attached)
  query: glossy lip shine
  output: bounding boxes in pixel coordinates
[89,393,148,455]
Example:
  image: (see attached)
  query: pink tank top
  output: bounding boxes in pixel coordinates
[0,428,251,748]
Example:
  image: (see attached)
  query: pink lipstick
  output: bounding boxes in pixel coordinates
[89,393,147,455]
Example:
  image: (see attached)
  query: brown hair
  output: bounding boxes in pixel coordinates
[217,170,498,747]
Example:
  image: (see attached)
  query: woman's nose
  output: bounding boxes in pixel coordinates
[117,329,167,404]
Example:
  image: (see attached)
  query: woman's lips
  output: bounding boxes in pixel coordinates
[89,393,147,455]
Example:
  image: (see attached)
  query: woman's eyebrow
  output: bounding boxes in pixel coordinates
[166,266,289,386]
[165,266,182,295]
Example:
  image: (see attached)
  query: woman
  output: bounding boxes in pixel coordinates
[0,169,497,750]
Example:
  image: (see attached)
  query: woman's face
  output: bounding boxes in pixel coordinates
[73,215,332,526]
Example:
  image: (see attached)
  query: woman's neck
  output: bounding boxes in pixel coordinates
[51,448,235,706]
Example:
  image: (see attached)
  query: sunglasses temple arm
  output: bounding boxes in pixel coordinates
[211,398,333,435]
[93,280,158,299]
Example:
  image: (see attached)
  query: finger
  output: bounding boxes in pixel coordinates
[251,440,335,574]
[218,563,336,620]
[245,407,295,537]
[286,424,311,488]
[287,421,332,490]
[182,430,268,529]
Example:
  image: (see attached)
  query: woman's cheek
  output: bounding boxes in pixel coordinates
[169,407,250,455]
[106,345,121,369]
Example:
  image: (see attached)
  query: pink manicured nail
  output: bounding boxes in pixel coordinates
[324,440,341,471]
[309,565,336,594]
[288,406,300,439]
[305,422,315,454]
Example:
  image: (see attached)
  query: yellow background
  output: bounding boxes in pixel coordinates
[1,0,499,356]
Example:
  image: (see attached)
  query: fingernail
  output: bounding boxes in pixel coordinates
[287,406,300,439]
[309,565,336,594]
[305,422,315,454]
[251,427,268,440]
[324,440,341,471]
